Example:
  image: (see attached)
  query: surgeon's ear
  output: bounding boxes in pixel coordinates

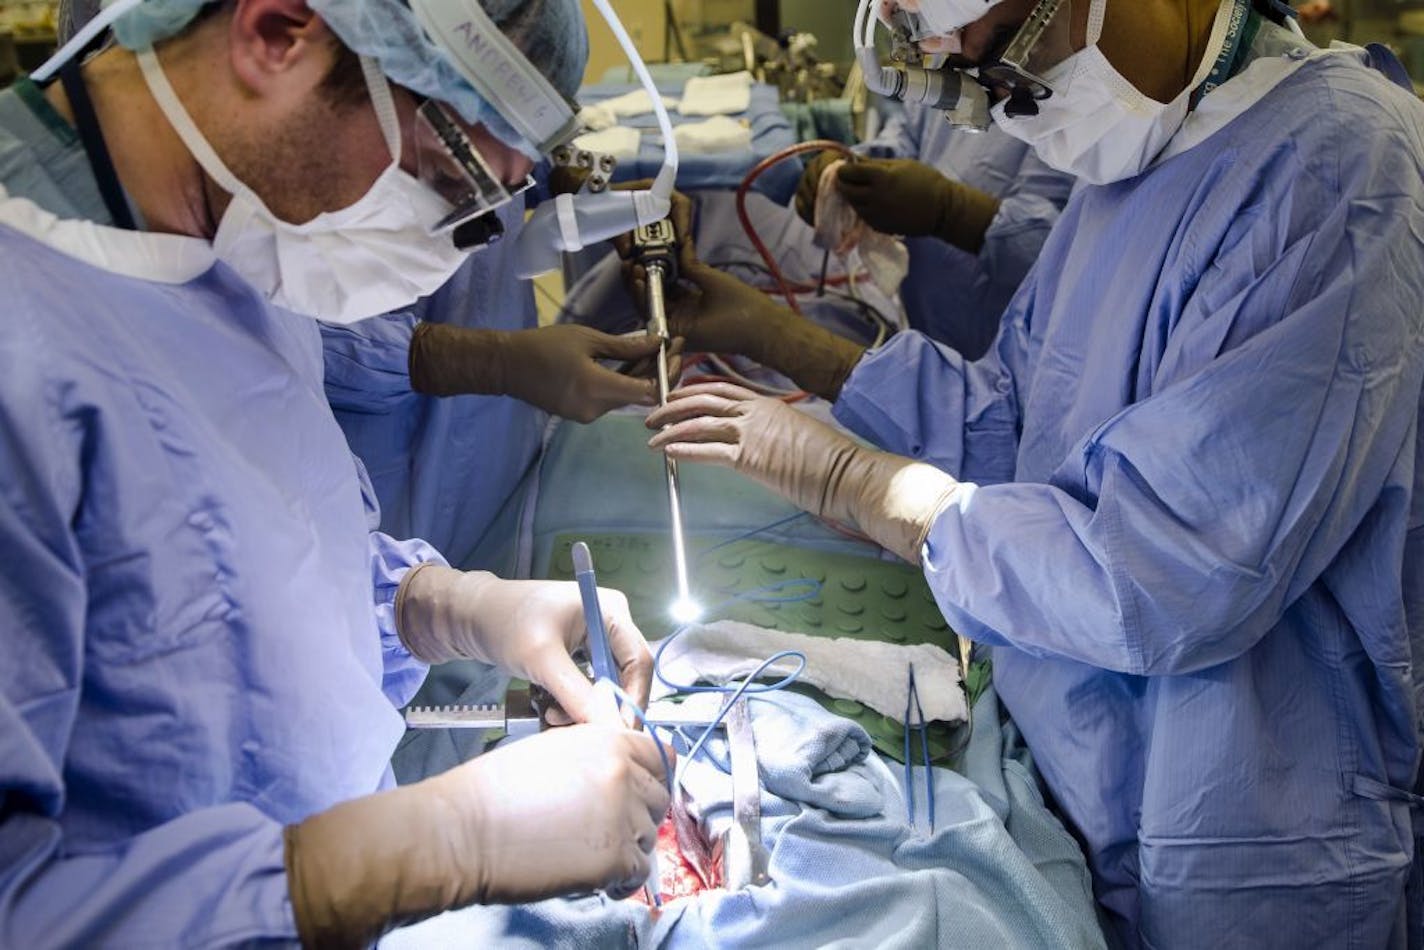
[227,0,335,97]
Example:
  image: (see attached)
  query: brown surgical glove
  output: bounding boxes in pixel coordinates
[834,158,1001,254]
[794,150,842,226]
[285,721,670,948]
[410,323,683,424]
[612,185,868,401]
[625,258,866,401]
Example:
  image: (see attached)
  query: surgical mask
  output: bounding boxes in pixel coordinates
[991,0,1234,185]
[135,48,472,324]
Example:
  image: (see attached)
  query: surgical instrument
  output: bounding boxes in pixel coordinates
[572,541,663,906]
[632,222,700,624]
[903,663,936,833]
[573,541,619,685]
[724,697,771,889]
[404,689,542,742]
[512,0,679,279]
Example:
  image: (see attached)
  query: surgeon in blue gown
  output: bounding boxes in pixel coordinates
[795,107,1074,358]
[52,0,668,581]
[641,0,1424,946]
[320,201,547,572]
[0,0,671,944]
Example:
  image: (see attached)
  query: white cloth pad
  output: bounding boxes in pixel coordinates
[652,619,968,724]
[678,70,753,116]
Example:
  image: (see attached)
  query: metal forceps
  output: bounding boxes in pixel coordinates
[904,663,936,833]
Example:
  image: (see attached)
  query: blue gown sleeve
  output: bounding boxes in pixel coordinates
[0,391,297,946]
[353,454,444,707]
[321,313,455,705]
[853,136,1424,676]
[833,317,1030,487]
[320,310,420,415]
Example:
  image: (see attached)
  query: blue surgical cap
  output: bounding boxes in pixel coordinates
[79,0,588,157]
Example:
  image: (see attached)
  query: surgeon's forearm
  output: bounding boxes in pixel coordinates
[933,184,1001,256]
[748,307,867,401]
[684,386,959,563]
[0,807,298,948]
[285,773,491,949]
[830,446,963,564]
[408,322,510,397]
[394,563,498,664]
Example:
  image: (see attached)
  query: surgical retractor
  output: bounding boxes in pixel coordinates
[633,218,699,623]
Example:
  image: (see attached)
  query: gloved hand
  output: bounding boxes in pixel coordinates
[546,161,592,197]
[632,260,866,400]
[613,186,868,401]
[833,158,1001,254]
[794,149,841,226]
[609,180,697,271]
[285,720,671,948]
[645,382,962,563]
[410,322,684,424]
[396,567,654,723]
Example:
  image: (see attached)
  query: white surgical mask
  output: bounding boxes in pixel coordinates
[136,48,471,323]
[992,0,1235,186]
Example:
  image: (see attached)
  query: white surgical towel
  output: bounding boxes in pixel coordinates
[577,105,618,132]
[813,159,910,298]
[652,619,968,724]
[572,126,641,161]
[678,70,753,116]
[671,116,752,155]
[579,90,680,130]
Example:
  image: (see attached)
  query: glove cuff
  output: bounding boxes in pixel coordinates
[395,564,496,665]
[934,181,1002,256]
[285,775,490,948]
[847,452,962,564]
[409,323,509,398]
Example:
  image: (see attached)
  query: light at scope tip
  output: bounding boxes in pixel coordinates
[669,597,703,625]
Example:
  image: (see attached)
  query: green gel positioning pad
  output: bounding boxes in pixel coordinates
[546,532,969,765]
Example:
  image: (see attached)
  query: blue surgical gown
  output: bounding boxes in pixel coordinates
[860,106,1074,359]
[835,50,1424,948]
[320,199,545,573]
[0,86,441,943]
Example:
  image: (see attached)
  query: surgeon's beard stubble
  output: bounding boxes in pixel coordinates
[211,61,393,228]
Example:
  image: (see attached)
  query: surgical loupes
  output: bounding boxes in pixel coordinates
[633,220,699,624]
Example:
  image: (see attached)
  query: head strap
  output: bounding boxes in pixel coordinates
[409,0,580,154]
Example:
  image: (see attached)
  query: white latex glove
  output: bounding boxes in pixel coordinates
[396,567,653,724]
[646,382,962,563]
[285,722,671,946]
